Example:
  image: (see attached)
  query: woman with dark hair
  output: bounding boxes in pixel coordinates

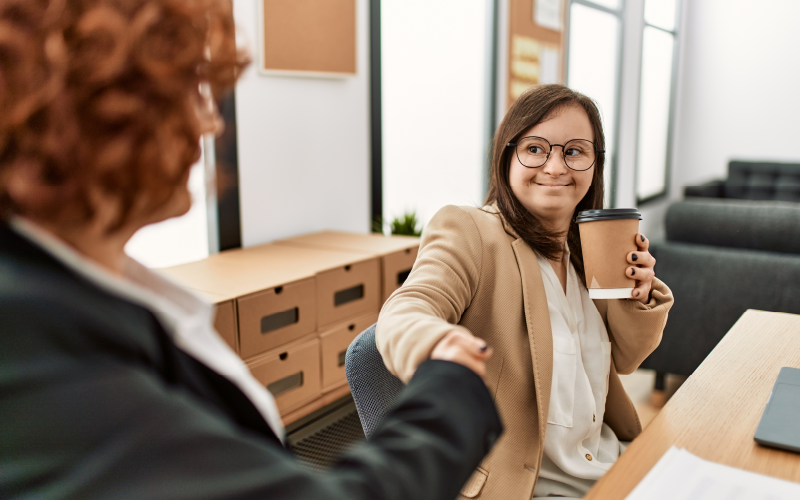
[0,0,502,498]
[376,84,674,499]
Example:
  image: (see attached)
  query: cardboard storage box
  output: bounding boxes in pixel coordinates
[319,311,379,391]
[315,257,380,328]
[235,278,316,359]
[187,289,239,353]
[211,298,238,353]
[159,243,380,358]
[212,243,380,331]
[246,334,322,414]
[275,231,420,301]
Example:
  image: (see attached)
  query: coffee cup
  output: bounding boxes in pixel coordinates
[575,208,642,299]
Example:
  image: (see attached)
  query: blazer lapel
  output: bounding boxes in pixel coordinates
[511,238,553,449]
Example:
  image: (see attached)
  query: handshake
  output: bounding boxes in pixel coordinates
[431,329,493,379]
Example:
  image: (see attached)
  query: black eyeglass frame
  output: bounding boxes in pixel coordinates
[505,136,605,172]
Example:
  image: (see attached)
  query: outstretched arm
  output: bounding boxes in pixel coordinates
[377,205,485,382]
[1,307,502,500]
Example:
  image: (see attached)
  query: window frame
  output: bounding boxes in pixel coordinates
[634,0,682,206]
[565,0,626,208]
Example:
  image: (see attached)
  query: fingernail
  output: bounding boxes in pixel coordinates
[641,235,645,242]
[630,268,636,276]
[632,253,638,262]
[480,344,489,352]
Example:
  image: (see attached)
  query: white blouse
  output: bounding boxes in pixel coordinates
[531,245,624,499]
[10,217,286,442]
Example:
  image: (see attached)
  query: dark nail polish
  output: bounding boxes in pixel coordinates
[641,235,645,242]
[480,344,489,352]
[632,253,638,262]
[631,268,636,276]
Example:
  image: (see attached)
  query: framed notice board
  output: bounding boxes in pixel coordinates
[259,0,357,78]
[507,0,566,108]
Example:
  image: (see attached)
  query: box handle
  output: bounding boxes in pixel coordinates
[397,269,412,286]
[334,284,364,306]
[267,371,303,397]
[338,350,347,367]
[261,307,299,334]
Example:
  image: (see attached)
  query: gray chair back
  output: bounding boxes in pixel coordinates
[344,324,404,439]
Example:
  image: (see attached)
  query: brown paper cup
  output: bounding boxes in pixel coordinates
[577,209,641,299]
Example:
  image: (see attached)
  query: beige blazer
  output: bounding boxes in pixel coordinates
[376,205,673,500]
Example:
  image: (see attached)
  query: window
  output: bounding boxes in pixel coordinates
[567,0,623,207]
[125,140,216,268]
[380,0,490,228]
[635,0,679,202]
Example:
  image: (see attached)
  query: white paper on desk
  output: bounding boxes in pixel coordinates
[625,446,800,500]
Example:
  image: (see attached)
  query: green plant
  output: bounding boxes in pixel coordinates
[390,211,422,237]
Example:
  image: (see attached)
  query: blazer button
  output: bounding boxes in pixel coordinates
[585,454,593,461]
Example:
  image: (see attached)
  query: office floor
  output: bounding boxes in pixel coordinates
[618,369,687,428]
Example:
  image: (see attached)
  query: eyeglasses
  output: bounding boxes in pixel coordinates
[506,136,604,172]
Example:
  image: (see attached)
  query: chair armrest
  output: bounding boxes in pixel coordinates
[665,199,800,255]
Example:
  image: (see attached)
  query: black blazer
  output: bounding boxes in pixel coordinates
[0,223,502,500]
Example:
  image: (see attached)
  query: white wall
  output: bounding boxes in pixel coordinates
[671,0,800,191]
[638,0,800,238]
[233,0,371,247]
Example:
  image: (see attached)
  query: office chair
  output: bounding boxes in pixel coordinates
[344,323,404,439]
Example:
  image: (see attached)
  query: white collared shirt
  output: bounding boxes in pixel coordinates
[10,217,286,442]
[531,245,622,499]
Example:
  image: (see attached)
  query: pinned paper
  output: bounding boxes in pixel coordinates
[534,0,564,31]
[540,47,560,84]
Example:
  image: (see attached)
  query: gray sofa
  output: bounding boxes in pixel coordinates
[642,199,800,382]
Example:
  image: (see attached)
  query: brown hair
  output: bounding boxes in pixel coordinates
[0,0,249,229]
[485,84,605,286]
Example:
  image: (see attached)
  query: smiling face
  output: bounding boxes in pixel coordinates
[508,104,596,232]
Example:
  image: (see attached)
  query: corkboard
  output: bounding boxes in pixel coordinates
[260,0,357,77]
[507,0,567,108]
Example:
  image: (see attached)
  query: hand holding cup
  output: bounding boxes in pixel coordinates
[627,233,656,304]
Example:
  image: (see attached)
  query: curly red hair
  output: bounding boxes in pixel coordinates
[0,0,249,228]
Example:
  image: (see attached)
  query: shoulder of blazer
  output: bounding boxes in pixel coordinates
[455,204,520,240]
[0,224,165,363]
[450,206,520,258]
[446,205,514,240]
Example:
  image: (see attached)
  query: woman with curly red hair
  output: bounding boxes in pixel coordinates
[0,1,502,498]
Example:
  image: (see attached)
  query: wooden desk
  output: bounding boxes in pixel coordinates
[585,310,800,499]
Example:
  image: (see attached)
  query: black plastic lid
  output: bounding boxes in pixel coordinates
[575,208,642,223]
